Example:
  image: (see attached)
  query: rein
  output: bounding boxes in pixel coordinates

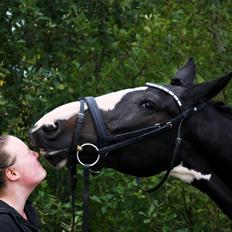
[67,83,207,232]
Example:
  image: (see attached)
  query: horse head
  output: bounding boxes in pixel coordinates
[30,58,232,219]
[29,58,231,175]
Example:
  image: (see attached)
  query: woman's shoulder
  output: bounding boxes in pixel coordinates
[0,200,40,231]
[0,200,15,215]
[0,212,19,231]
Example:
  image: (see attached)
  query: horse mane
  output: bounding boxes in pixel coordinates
[212,101,232,120]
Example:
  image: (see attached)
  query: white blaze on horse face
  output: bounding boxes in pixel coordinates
[32,87,147,132]
[95,87,147,111]
[170,163,212,184]
[31,102,80,132]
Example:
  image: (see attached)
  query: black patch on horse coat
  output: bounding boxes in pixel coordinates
[29,59,232,220]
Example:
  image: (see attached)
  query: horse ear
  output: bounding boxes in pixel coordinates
[171,58,196,87]
[188,72,232,103]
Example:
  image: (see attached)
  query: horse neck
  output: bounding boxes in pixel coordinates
[179,104,232,219]
[183,104,232,184]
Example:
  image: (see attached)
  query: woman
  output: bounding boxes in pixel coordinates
[0,135,47,231]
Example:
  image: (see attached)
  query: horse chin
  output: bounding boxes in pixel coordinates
[42,150,68,168]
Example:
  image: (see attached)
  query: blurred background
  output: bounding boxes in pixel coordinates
[0,1,232,231]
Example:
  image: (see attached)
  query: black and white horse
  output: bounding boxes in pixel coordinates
[29,59,232,220]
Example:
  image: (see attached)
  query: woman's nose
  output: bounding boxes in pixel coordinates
[33,151,40,159]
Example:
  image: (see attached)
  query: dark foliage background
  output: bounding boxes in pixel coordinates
[0,1,232,231]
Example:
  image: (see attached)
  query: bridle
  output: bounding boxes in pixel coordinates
[74,83,202,167]
[67,83,206,232]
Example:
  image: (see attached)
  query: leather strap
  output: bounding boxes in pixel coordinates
[68,99,85,232]
[136,119,184,192]
[81,97,109,147]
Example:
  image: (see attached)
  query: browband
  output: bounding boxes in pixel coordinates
[146,82,182,107]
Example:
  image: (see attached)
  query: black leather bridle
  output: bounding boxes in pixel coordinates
[67,83,206,232]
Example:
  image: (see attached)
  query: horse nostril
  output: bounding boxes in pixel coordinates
[40,120,65,140]
[43,124,58,133]
[41,122,60,139]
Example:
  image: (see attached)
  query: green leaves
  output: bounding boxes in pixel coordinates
[0,1,232,231]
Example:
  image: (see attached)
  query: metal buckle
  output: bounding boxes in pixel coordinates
[166,121,172,127]
[76,143,100,167]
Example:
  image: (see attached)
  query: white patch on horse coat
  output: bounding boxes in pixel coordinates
[32,87,147,132]
[95,87,146,111]
[170,163,211,184]
[56,159,67,168]
[31,101,81,132]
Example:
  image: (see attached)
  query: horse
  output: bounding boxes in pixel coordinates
[29,58,232,220]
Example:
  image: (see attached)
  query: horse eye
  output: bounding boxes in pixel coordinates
[140,100,155,111]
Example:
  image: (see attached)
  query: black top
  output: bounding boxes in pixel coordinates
[0,200,40,232]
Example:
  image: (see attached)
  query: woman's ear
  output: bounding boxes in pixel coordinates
[5,167,20,181]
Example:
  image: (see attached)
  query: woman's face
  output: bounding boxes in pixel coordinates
[4,136,47,188]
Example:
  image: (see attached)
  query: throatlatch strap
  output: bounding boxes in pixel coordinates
[136,119,184,192]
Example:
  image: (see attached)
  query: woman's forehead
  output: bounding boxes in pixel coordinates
[4,136,28,156]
